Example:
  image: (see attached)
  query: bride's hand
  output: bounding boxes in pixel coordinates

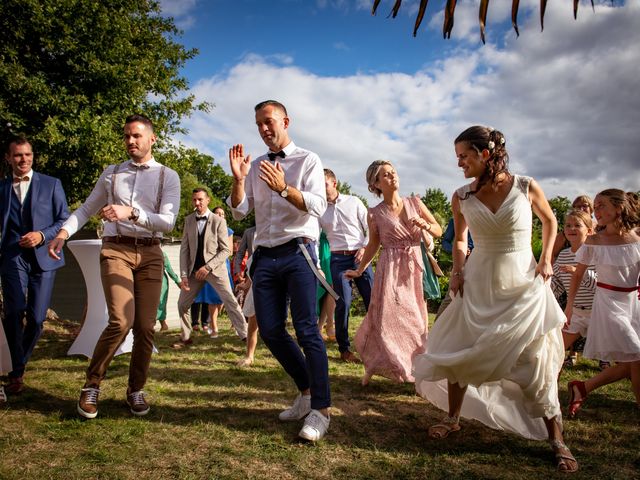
[449,272,464,297]
[535,260,553,281]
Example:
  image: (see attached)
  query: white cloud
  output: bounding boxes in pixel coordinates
[178,1,640,206]
[160,0,198,29]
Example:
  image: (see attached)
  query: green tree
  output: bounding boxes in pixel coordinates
[421,188,451,227]
[548,196,573,230]
[0,0,208,203]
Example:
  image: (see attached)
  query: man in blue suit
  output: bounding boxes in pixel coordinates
[1,135,69,395]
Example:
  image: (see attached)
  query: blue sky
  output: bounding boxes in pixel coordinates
[160,0,639,203]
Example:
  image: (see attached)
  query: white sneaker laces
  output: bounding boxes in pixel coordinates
[81,387,100,405]
[129,390,146,406]
[305,411,325,429]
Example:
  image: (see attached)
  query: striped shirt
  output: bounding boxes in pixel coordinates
[551,248,596,309]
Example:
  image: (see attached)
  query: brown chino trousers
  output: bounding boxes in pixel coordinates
[84,242,163,392]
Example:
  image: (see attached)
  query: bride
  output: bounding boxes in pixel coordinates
[413,126,578,473]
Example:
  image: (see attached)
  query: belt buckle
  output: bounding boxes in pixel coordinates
[134,237,145,246]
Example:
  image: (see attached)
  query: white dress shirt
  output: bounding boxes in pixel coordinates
[227,142,327,248]
[195,210,210,234]
[319,193,369,251]
[62,158,180,238]
[12,169,33,204]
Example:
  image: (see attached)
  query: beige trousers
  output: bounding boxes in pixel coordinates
[85,242,163,392]
[177,272,248,341]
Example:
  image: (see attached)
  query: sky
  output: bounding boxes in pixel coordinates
[160,0,639,205]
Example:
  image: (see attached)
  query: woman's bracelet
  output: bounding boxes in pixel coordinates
[425,222,432,232]
[451,270,463,277]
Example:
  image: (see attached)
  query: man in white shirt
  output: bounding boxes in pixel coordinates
[227,100,330,442]
[49,114,180,419]
[319,169,373,364]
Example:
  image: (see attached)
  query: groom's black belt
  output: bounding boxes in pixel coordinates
[257,237,313,257]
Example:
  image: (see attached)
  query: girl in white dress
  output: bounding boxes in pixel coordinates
[413,126,577,473]
[565,189,640,416]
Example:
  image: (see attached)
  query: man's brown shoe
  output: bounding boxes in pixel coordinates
[5,376,25,395]
[126,389,150,416]
[77,385,100,419]
[340,351,362,364]
[171,338,193,349]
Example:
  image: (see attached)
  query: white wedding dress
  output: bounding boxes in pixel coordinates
[414,175,565,440]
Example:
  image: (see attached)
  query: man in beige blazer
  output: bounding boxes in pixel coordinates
[173,188,247,348]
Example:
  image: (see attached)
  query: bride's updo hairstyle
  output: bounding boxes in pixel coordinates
[455,125,510,198]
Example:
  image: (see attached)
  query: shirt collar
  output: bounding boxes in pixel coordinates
[328,192,340,205]
[278,141,295,157]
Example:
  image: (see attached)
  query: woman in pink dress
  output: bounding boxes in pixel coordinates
[345,160,442,385]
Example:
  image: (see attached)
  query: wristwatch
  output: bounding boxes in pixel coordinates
[279,185,289,198]
[129,207,140,222]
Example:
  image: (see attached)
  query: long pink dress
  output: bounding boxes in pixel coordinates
[354,195,428,383]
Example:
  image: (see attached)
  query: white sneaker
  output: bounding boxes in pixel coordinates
[278,393,311,421]
[299,409,330,442]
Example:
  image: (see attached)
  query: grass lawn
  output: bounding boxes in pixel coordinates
[1,314,638,480]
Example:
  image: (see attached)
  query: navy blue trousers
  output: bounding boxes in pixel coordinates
[330,253,373,353]
[252,240,331,410]
[1,255,56,378]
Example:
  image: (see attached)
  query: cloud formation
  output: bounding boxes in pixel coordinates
[178,1,639,205]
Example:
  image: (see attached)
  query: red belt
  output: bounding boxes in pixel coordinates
[597,282,640,299]
[102,236,161,246]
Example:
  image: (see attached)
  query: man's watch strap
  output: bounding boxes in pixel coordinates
[129,207,140,221]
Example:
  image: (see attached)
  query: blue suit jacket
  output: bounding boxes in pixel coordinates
[0,172,70,271]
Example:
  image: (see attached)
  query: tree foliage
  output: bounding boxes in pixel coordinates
[0,0,209,203]
[421,187,451,227]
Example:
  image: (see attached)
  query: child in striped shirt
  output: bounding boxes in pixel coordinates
[551,209,596,367]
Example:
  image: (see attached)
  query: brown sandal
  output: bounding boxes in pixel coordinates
[428,416,461,439]
[550,439,579,473]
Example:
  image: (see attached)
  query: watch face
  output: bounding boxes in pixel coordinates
[280,187,288,198]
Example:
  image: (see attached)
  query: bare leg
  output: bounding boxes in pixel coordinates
[207,304,221,335]
[237,315,258,367]
[628,360,640,404]
[543,416,578,473]
[562,332,581,351]
[572,363,631,402]
[428,382,466,439]
[324,296,336,339]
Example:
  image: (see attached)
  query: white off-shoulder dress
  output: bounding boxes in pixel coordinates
[576,242,640,362]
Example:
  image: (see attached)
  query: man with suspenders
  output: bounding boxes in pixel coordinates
[49,114,180,419]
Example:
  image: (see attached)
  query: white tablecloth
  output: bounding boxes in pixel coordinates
[66,239,133,358]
